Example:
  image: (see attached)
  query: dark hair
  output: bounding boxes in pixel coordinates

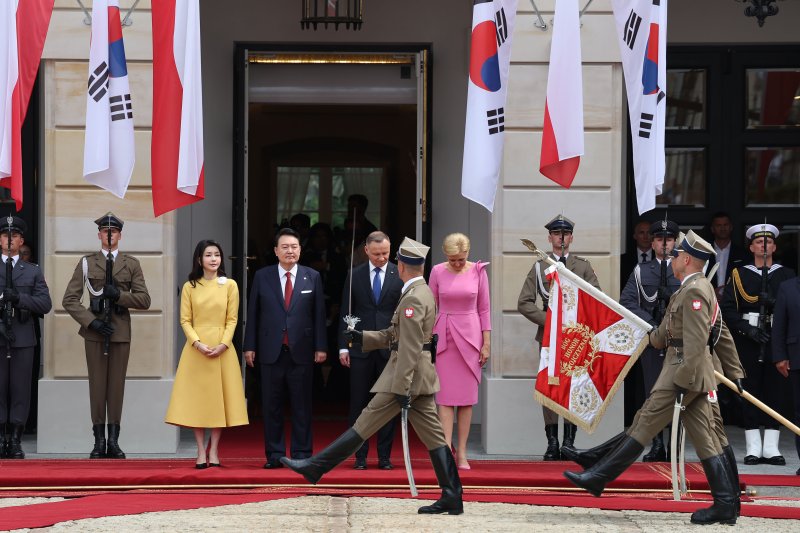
[290,213,311,228]
[366,231,389,245]
[348,194,369,210]
[710,211,731,223]
[188,240,226,287]
[274,227,301,247]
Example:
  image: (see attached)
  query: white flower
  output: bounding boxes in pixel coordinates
[217,276,228,285]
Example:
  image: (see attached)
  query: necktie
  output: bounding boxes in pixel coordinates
[283,272,293,345]
[641,252,648,263]
[373,267,382,303]
[558,256,567,265]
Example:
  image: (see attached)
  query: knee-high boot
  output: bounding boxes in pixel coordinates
[561,432,626,469]
[690,454,737,525]
[418,445,464,515]
[722,445,741,517]
[281,428,364,484]
[563,435,644,497]
[642,432,667,462]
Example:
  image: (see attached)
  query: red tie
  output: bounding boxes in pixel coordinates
[283,272,293,345]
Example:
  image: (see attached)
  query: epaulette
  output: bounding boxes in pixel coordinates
[573,256,589,263]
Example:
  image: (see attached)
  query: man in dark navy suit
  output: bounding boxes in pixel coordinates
[707,212,747,298]
[244,228,327,468]
[771,277,800,475]
[338,231,403,470]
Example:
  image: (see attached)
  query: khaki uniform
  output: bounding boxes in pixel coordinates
[633,272,723,459]
[711,319,746,448]
[518,253,600,423]
[62,252,151,424]
[353,277,446,450]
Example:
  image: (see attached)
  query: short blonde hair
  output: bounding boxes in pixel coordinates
[442,232,470,256]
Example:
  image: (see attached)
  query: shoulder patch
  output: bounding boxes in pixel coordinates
[404,307,414,318]
[692,299,702,311]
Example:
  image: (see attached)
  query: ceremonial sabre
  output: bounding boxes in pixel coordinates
[401,405,418,497]
[342,207,361,336]
[670,393,686,500]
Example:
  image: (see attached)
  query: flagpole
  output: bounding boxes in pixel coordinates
[521,238,652,332]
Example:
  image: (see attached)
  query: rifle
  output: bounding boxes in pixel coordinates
[3,216,13,360]
[653,217,669,325]
[757,222,769,363]
[102,219,114,356]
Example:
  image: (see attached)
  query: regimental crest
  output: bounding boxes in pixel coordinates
[560,284,577,312]
[606,323,637,353]
[570,375,602,421]
[559,322,602,378]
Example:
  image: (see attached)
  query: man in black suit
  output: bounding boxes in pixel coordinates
[708,212,747,298]
[244,228,327,468]
[338,231,403,470]
[620,219,654,279]
[771,277,800,475]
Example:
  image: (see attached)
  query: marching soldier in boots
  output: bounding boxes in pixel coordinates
[619,219,681,462]
[721,223,795,465]
[281,237,463,515]
[518,214,600,460]
[62,213,151,459]
[0,217,52,459]
[563,231,739,526]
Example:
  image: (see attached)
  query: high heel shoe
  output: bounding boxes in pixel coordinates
[195,462,208,470]
[209,462,221,467]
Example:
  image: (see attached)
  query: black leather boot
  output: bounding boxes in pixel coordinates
[7,424,25,459]
[722,445,741,517]
[563,435,644,497]
[642,432,667,462]
[0,423,8,459]
[561,422,577,454]
[690,454,737,525]
[106,424,126,459]
[543,424,560,461]
[281,428,364,484]
[418,445,464,515]
[561,432,626,469]
[90,424,106,459]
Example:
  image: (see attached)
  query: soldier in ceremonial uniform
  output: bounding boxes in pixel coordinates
[518,214,600,460]
[619,219,681,462]
[564,231,739,526]
[721,223,795,465]
[0,217,52,459]
[281,237,464,516]
[62,213,151,459]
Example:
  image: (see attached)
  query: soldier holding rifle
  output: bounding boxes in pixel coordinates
[0,216,51,459]
[619,218,681,462]
[63,213,150,459]
[722,223,795,466]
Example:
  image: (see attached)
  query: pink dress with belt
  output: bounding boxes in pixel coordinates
[430,261,491,406]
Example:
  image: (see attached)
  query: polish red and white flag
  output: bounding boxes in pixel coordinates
[539,0,584,188]
[152,0,205,216]
[535,261,650,432]
[0,0,53,211]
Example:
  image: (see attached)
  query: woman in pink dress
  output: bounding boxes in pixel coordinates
[429,233,491,470]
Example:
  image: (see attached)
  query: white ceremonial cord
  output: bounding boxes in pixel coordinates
[634,264,659,304]
[82,257,104,297]
[535,261,550,299]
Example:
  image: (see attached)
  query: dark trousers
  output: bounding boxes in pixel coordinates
[85,340,130,424]
[0,347,34,425]
[260,345,313,461]
[349,352,396,460]
[790,369,800,461]
[741,344,788,429]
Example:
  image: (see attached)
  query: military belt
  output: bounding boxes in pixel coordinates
[667,338,683,348]
[390,342,433,352]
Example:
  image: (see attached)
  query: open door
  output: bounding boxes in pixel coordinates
[415,49,429,241]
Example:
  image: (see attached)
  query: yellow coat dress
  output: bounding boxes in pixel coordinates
[165,278,249,428]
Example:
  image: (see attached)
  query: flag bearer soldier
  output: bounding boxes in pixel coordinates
[62,213,151,459]
[721,223,795,466]
[564,231,740,526]
[281,237,464,515]
[0,217,52,459]
[619,219,681,462]
[517,214,601,460]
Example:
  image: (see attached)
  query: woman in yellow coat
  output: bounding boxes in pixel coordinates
[165,240,248,468]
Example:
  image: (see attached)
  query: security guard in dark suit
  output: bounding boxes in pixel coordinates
[619,219,681,461]
[518,214,601,459]
[282,237,464,516]
[62,213,151,459]
[0,216,52,459]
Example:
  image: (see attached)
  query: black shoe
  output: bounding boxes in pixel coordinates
[0,423,8,459]
[543,424,560,461]
[195,462,208,469]
[642,433,666,462]
[105,424,126,459]
[563,436,644,497]
[690,454,737,525]
[796,466,800,476]
[353,456,367,470]
[763,455,786,466]
[743,455,760,465]
[263,459,284,469]
[6,425,24,459]
[561,432,626,469]
[418,446,463,515]
[281,428,365,485]
[378,458,394,470]
[561,423,577,455]
[90,424,106,459]
[209,463,221,467]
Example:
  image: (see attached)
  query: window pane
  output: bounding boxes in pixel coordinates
[666,69,706,130]
[774,227,799,272]
[657,148,706,207]
[746,69,800,129]
[276,166,320,225]
[744,147,800,206]
[331,167,383,230]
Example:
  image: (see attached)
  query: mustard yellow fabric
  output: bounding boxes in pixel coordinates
[165,278,248,428]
